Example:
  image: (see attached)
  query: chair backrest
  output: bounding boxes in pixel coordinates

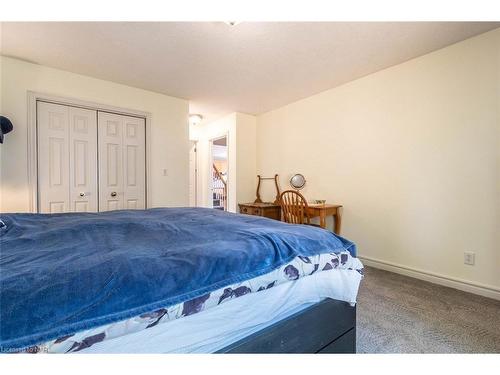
[280,190,310,225]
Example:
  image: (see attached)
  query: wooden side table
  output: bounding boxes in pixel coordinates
[239,202,343,235]
[307,204,343,234]
[238,202,281,221]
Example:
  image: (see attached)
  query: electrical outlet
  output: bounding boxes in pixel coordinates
[464,251,475,266]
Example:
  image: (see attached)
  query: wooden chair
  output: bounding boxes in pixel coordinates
[280,190,311,225]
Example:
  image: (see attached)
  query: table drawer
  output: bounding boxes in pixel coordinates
[252,208,262,215]
[239,206,262,216]
[239,204,281,221]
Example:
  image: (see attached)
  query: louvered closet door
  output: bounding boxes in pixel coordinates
[98,112,146,211]
[37,102,98,213]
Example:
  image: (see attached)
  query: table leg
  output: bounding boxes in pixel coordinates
[333,207,342,234]
[319,210,326,229]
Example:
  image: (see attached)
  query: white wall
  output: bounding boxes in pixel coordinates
[235,113,257,205]
[257,29,500,294]
[0,27,3,209]
[0,56,190,212]
[192,112,257,212]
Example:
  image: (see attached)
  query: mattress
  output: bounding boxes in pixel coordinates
[77,266,363,353]
[27,250,363,353]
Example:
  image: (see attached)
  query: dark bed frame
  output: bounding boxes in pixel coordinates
[216,299,356,354]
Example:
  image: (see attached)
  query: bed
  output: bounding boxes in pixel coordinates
[0,207,363,354]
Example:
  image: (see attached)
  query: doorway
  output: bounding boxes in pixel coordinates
[210,135,228,211]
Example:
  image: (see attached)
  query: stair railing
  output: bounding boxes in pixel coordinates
[212,164,227,210]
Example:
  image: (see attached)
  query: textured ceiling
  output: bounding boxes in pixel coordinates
[1,22,498,122]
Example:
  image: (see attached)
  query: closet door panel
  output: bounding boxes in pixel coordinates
[123,116,146,210]
[69,107,98,212]
[37,102,70,213]
[98,112,124,211]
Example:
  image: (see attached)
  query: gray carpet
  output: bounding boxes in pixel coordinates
[356,266,500,353]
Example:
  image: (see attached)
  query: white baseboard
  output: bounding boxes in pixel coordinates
[358,255,500,301]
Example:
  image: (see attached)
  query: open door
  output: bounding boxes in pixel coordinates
[210,136,228,211]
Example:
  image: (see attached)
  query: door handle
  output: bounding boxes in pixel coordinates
[111,192,117,197]
[79,192,86,197]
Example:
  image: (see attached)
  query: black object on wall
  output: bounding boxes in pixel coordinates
[0,116,14,144]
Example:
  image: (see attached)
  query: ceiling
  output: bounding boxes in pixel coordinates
[1,22,498,123]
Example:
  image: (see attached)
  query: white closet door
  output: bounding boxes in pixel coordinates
[98,112,146,211]
[69,107,98,212]
[98,112,124,211]
[37,102,71,213]
[122,116,146,209]
[38,102,98,213]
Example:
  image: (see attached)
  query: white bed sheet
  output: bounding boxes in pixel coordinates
[80,268,362,353]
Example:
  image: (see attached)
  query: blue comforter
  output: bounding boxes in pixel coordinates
[0,207,356,351]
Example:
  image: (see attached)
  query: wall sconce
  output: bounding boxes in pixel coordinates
[189,114,203,126]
